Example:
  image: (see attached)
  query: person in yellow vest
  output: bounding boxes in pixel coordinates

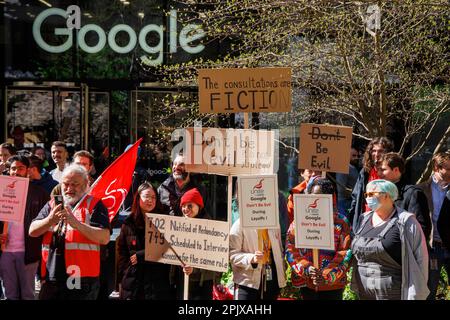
[29,164,110,300]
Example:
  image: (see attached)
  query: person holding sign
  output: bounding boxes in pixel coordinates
[174,188,219,300]
[285,178,351,300]
[350,179,429,300]
[0,155,49,300]
[117,182,172,300]
[229,209,286,299]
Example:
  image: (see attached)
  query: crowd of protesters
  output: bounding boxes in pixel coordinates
[0,137,449,301]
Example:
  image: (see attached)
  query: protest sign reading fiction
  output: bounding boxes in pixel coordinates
[238,175,279,229]
[293,194,335,251]
[0,175,29,223]
[177,127,276,176]
[145,213,229,273]
[198,68,292,113]
[298,123,353,174]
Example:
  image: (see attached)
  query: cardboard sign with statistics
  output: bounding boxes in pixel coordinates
[198,68,292,113]
[181,127,276,176]
[145,213,229,273]
[0,175,29,223]
[293,194,334,251]
[298,123,353,174]
[238,174,279,229]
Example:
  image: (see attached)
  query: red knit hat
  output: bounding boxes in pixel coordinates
[180,188,204,209]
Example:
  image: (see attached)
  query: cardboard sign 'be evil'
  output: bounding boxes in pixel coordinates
[298,123,353,174]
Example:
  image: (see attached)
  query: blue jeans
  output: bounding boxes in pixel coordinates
[427,243,450,300]
[0,252,39,300]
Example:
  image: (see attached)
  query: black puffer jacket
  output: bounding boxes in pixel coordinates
[348,169,369,232]
[117,214,172,300]
[437,193,450,249]
[395,179,431,243]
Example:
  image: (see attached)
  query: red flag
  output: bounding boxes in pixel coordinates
[84,138,143,223]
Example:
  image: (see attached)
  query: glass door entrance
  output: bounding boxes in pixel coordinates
[4,83,110,162]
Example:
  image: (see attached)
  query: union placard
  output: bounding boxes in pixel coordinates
[293,194,335,250]
[0,175,29,223]
[238,175,279,229]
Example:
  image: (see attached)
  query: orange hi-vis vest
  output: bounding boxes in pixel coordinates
[41,196,101,279]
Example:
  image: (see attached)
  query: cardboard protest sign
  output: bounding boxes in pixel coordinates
[293,194,335,250]
[198,68,292,113]
[238,175,279,229]
[181,127,276,176]
[145,213,229,273]
[0,175,29,223]
[298,123,353,174]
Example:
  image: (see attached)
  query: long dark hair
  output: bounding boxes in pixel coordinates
[130,182,162,226]
[363,137,394,172]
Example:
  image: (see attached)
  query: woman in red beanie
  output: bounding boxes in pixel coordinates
[180,188,205,218]
[173,188,219,299]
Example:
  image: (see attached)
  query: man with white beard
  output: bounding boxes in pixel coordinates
[29,164,110,300]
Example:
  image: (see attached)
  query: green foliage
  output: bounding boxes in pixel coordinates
[343,268,357,300]
[437,266,450,300]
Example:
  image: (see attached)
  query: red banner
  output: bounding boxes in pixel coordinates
[85,138,143,222]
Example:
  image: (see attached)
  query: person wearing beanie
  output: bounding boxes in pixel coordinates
[172,188,219,299]
[179,188,205,218]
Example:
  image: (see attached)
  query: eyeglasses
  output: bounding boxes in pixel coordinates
[364,192,386,198]
[141,195,156,201]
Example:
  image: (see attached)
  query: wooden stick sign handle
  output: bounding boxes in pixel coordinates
[257,229,263,252]
[183,274,189,300]
[312,248,319,268]
[244,113,249,129]
[313,248,319,292]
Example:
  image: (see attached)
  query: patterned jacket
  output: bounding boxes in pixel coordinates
[285,212,352,291]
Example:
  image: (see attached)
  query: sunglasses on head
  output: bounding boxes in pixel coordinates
[364,191,386,198]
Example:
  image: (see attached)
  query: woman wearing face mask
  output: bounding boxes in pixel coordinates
[350,179,429,300]
[174,188,220,300]
[117,182,172,299]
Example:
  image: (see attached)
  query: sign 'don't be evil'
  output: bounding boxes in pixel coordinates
[298,123,353,174]
[238,175,279,229]
[198,68,292,113]
[0,175,29,223]
[293,194,335,251]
